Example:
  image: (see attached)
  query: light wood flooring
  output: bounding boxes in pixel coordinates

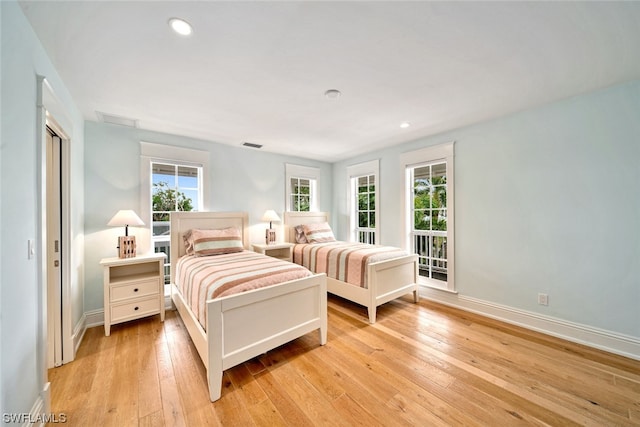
[49,296,640,426]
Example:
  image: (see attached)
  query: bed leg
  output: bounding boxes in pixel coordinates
[208,369,223,402]
[319,326,327,345]
[368,307,376,324]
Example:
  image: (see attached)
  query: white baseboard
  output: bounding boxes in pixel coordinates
[83,289,639,359]
[19,382,50,427]
[84,308,104,328]
[41,382,50,416]
[24,394,44,427]
[421,286,640,361]
[70,314,86,361]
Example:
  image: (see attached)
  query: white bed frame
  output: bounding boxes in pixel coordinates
[283,212,418,323]
[170,211,327,402]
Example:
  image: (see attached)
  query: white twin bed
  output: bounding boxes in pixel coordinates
[283,211,419,324]
[169,210,418,402]
[169,211,327,402]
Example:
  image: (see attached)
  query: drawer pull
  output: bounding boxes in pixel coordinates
[133,288,139,292]
[134,306,139,311]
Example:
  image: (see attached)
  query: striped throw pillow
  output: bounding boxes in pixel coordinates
[302,222,336,243]
[189,227,244,256]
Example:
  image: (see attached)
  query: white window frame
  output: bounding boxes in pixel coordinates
[285,163,320,212]
[347,159,379,243]
[140,142,209,279]
[400,142,455,292]
[150,162,202,216]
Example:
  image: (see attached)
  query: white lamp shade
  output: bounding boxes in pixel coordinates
[261,210,281,223]
[107,210,145,227]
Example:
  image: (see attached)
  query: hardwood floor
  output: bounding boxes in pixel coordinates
[49,296,640,426]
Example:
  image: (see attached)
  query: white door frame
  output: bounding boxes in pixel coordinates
[37,77,74,381]
[46,128,63,368]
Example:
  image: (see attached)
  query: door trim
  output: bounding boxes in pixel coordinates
[38,77,75,375]
[46,128,62,368]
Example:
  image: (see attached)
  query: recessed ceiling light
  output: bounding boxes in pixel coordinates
[400,122,411,128]
[169,18,193,36]
[324,89,341,99]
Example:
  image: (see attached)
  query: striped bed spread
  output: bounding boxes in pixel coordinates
[293,242,409,288]
[176,250,312,329]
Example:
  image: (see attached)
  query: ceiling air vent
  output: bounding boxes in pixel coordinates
[96,111,138,128]
[242,142,263,149]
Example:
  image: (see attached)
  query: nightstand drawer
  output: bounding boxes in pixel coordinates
[111,296,160,323]
[110,279,159,302]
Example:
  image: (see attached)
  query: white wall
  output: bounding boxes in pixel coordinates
[1,0,85,419]
[83,121,332,312]
[332,80,640,356]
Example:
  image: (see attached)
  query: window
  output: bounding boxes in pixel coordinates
[151,163,202,282]
[347,160,379,244]
[355,175,376,244]
[285,164,319,212]
[410,162,448,281]
[290,177,312,212]
[401,143,455,291]
[141,142,208,284]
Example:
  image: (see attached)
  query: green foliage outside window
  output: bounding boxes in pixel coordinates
[292,178,311,211]
[152,181,193,221]
[413,176,447,231]
[357,184,375,228]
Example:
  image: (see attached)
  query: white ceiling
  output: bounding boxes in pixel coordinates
[19,1,640,162]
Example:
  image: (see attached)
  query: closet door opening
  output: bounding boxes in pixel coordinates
[46,126,63,368]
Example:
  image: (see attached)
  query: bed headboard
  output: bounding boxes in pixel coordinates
[170,211,249,283]
[282,211,329,243]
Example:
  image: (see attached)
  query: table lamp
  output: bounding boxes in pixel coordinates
[261,210,280,245]
[108,209,145,258]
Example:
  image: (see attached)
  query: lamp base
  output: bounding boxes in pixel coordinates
[265,229,276,245]
[118,236,137,258]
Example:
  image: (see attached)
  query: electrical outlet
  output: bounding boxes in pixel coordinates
[538,293,549,306]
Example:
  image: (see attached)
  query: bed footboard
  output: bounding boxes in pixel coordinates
[367,254,419,323]
[325,254,418,323]
[206,273,327,401]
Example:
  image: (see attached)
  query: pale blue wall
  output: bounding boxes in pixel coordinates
[1,0,85,419]
[332,80,640,339]
[83,121,332,312]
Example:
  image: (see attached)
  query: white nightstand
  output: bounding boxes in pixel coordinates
[252,242,294,262]
[100,253,166,336]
